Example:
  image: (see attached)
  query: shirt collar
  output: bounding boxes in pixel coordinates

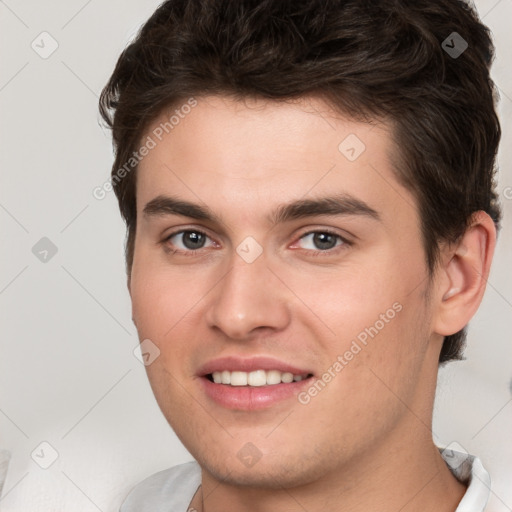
[439,447,491,512]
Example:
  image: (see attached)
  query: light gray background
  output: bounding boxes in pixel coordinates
[0,1,511,510]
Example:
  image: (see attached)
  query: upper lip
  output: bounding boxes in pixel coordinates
[197,356,313,377]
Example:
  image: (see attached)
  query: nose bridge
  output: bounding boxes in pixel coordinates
[206,251,290,338]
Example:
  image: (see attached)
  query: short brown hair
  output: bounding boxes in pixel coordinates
[99,0,501,363]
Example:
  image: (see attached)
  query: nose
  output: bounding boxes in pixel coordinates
[204,252,291,340]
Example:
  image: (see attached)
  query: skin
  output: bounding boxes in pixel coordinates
[129,95,495,511]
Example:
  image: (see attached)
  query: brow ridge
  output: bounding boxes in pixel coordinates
[142,193,380,225]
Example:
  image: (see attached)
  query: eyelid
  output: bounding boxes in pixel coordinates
[290,228,352,252]
[164,227,205,240]
[292,223,354,241]
[162,227,219,254]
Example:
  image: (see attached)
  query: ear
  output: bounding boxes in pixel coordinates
[433,211,496,336]
[127,274,138,327]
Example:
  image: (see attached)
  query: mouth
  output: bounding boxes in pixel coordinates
[197,357,315,410]
[206,369,313,386]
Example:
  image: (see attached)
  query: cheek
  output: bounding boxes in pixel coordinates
[130,256,214,390]
[288,250,431,390]
[280,256,407,343]
[296,297,429,439]
[130,252,203,338]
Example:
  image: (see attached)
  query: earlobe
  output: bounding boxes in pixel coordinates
[433,211,496,336]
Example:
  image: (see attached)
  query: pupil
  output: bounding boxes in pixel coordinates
[183,231,205,249]
[313,232,336,250]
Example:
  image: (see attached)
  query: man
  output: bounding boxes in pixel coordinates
[99,0,501,510]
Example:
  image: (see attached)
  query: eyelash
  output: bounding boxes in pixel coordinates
[296,230,351,257]
[162,229,351,257]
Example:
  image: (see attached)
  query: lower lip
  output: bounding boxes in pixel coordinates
[200,376,313,410]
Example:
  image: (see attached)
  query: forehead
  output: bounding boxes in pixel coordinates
[136,95,415,225]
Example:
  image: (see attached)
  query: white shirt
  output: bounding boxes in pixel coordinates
[120,449,491,512]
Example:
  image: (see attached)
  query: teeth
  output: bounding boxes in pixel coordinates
[281,372,294,383]
[230,371,247,386]
[210,370,309,387]
[247,370,266,387]
[266,370,282,385]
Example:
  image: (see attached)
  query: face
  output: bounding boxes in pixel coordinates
[130,95,441,488]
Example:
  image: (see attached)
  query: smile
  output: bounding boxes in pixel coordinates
[208,369,311,387]
[198,357,315,410]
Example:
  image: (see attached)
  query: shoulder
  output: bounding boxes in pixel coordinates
[120,461,201,512]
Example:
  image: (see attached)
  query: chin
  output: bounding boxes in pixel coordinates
[195,449,331,490]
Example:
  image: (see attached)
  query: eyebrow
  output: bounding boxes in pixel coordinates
[270,194,380,224]
[142,193,380,225]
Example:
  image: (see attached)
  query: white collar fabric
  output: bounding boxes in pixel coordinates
[440,447,491,512]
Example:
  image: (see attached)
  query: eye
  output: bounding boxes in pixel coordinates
[295,231,347,252]
[165,230,216,252]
